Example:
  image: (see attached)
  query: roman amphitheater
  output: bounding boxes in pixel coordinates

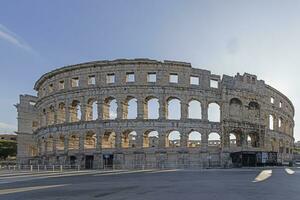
[16,59,295,169]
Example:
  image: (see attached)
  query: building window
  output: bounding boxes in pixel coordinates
[210,79,218,88]
[278,118,282,128]
[169,73,178,83]
[71,77,79,87]
[279,101,282,108]
[190,76,199,85]
[106,73,115,84]
[32,121,38,128]
[59,80,65,90]
[29,101,36,106]
[270,97,274,104]
[88,75,96,85]
[147,72,156,82]
[126,72,135,82]
[48,84,54,93]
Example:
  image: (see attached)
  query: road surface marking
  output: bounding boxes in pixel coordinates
[252,170,272,182]
[285,168,295,175]
[0,184,69,195]
[146,169,180,174]
[93,169,154,176]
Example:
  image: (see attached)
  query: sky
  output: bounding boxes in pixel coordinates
[0,0,299,141]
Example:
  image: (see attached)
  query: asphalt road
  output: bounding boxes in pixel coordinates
[0,167,299,200]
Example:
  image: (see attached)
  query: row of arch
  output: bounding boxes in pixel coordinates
[228,97,293,134]
[39,130,260,154]
[41,97,221,126]
[39,96,293,137]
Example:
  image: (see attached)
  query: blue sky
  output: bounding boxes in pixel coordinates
[0,0,300,140]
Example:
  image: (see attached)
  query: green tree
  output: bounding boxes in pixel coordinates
[0,141,17,160]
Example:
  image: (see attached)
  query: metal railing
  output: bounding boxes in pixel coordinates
[0,161,223,173]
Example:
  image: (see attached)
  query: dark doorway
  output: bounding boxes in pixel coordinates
[70,156,77,168]
[230,152,257,167]
[242,153,257,167]
[103,154,114,169]
[85,155,94,169]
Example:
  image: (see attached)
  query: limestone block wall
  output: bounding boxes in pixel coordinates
[15,95,39,163]
[17,59,295,167]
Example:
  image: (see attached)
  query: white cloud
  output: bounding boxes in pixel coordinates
[0,122,17,134]
[0,24,33,52]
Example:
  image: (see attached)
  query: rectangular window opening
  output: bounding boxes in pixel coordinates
[126,72,135,82]
[169,73,178,83]
[32,121,38,128]
[71,77,79,87]
[147,72,157,82]
[88,75,96,85]
[210,79,218,88]
[29,101,36,106]
[106,73,115,84]
[48,84,54,93]
[59,80,65,90]
[190,76,199,85]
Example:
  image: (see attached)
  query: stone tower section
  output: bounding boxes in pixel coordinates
[15,95,39,164]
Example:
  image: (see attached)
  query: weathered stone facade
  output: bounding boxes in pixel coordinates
[16,59,295,168]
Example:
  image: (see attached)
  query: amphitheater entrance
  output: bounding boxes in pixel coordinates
[230,152,256,167]
[230,151,278,167]
[103,154,114,169]
[70,156,77,168]
[85,155,94,169]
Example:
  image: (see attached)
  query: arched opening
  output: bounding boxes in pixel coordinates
[85,132,96,149]
[103,97,117,120]
[269,114,274,130]
[48,105,55,125]
[247,135,252,147]
[188,100,201,119]
[166,131,181,148]
[285,141,290,154]
[87,98,98,121]
[42,109,47,127]
[230,131,242,147]
[271,138,277,152]
[167,97,181,120]
[143,130,159,148]
[248,133,259,148]
[229,133,237,147]
[122,130,137,148]
[208,132,221,147]
[124,97,137,119]
[68,134,79,150]
[40,138,46,154]
[285,121,291,134]
[278,117,282,129]
[145,97,159,119]
[46,135,53,152]
[208,103,220,122]
[248,101,260,118]
[188,131,201,147]
[57,135,64,151]
[229,98,242,117]
[279,139,284,153]
[57,103,66,123]
[102,131,116,148]
[70,100,81,122]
